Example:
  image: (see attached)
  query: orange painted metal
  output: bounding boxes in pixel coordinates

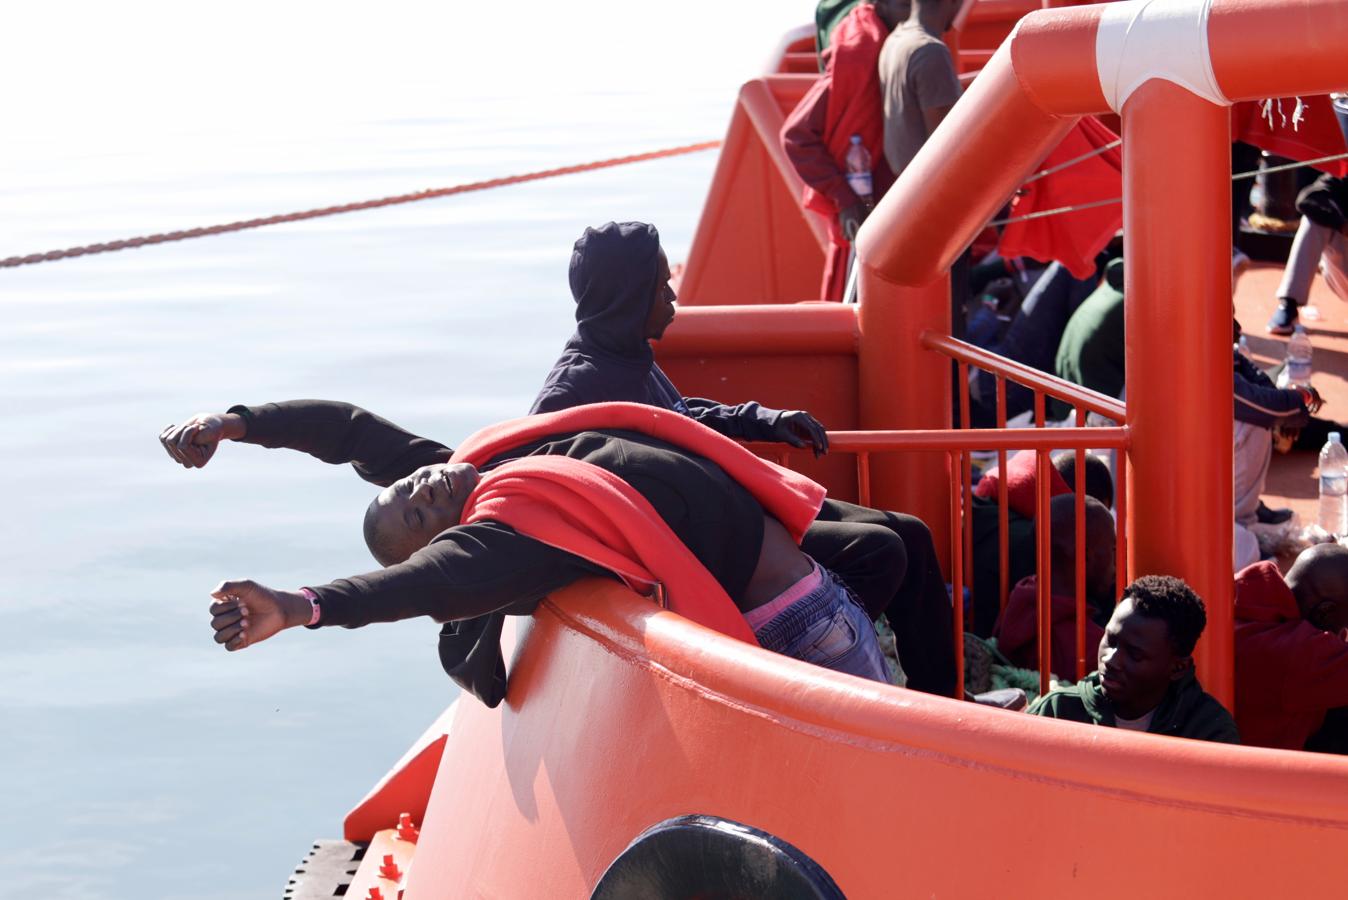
[403,585,1348,898]
[823,427,1126,453]
[996,376,1009,612]
[1075,407,1088,682]
[922,331,1125,421]
[655,303,858,356]
[857,264,954,566]
[947,450,966,697]
[655,304,860,501]
[343,703,456,842]
[957,362,974,594]
[854,42,1079,286]
[346,825,417,900]
[680,76,828,306]
[1035,447,1053,696]
[1122,82,1235,708]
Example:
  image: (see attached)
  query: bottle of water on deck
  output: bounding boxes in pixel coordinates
[1286,324,1313,387]
[1319,432,1348,537]
[845,135,874,209]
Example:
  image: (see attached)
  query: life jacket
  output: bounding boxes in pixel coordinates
[451,402,828,644]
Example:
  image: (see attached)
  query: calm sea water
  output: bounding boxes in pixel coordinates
[0,3,804,896]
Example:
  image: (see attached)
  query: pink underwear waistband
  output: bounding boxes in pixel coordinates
[745,561,823,632]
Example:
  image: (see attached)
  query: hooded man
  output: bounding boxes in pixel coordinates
[529,222,959,696]
[1235,545,1348,751]
[531,222,830,451]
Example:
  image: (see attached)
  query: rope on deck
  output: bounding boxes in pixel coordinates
[0,140,721,270]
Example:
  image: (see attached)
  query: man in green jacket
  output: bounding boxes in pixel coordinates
[1028,575,1240,744]
[1051,257,1125,420]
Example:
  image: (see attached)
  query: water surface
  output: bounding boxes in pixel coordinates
[1,3,804,895]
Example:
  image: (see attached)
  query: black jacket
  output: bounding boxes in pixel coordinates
[1297,174,1348,233]
[530,221,782,441]
[233,400,766,708]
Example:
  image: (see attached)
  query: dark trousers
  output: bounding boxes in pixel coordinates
[803,499,956,697]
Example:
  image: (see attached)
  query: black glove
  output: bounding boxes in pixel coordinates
[771,410,829,457]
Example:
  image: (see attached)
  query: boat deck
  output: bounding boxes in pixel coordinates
[1234,259,1347,545]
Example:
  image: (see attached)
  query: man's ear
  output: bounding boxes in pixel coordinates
[1169,655,1194,682]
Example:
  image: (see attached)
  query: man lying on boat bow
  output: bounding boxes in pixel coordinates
[159,400,900,705]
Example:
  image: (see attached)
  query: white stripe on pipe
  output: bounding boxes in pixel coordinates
[1095,0,1228,113]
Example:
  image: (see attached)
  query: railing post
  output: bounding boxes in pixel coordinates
[1122,81,1234,709]
[857,261,953,571]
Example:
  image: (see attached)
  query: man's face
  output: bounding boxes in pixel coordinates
[370,463,480,562]
[1097,596,1185,719]
[643,249,677,341]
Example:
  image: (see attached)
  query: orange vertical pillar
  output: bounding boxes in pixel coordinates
[857,262,953,572]
[1122,81,1234,708]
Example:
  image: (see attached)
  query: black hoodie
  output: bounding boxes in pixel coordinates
[530,221,781,441]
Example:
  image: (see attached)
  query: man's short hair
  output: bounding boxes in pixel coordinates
[1123,575,1206,656]
[364,496,403,567]
[1053,450,1114,509]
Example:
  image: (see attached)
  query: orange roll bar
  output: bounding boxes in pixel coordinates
[1122,81,1235,707]
[656,303,859,357]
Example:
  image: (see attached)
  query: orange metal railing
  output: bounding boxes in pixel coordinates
[852,0,1348,710]
[764,419,1127,699]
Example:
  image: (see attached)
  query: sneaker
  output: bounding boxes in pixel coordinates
[1267,299,1299,335]
[1232,248,1251,279]
[1255,501,1294,525]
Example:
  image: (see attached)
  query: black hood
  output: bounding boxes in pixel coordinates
[570,221,661,359]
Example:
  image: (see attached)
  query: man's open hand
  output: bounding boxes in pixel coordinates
[209,579,308,651]
[772,410,830,457]
[160,412,246,469]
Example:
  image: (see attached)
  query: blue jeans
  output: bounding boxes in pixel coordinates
[753,568,890,684]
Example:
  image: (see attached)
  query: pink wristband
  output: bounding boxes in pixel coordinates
[299,587,321,626]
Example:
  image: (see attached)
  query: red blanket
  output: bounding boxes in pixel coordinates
[998,116,1123,280]
[451,403,829,643]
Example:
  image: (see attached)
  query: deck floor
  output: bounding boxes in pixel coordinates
[1234,260,1348,530]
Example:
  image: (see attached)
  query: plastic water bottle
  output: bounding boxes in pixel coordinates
[1286,324,1313,387]
[845,135,874,208]
[1319,432,1348,537]
[1237,335,1250,358]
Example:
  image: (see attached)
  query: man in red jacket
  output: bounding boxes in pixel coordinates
[781,0,909,300]
[993,494,1116,679]
[1234,545,1348,751]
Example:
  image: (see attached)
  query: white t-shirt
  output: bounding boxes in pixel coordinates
[1114,709,1156,732]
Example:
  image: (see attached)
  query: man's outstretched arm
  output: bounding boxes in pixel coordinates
[159,399,452,486]
[205,522,603,650]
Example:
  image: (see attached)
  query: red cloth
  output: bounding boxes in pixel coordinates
[1234,561,1348,750]
[998,116,1123,280]
[1233,97,1348,178]
[993,575,1104,679]
[781,3,894,300]
[973,449,1072,520]
[450,402,829,643]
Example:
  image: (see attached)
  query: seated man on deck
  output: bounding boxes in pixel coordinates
[992,494,1116,680]
[1027,575,1240,744]
[970,449,1114,637]
[1235,545,1348,752]
[159,400,897,707]
[531,221,957,697]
